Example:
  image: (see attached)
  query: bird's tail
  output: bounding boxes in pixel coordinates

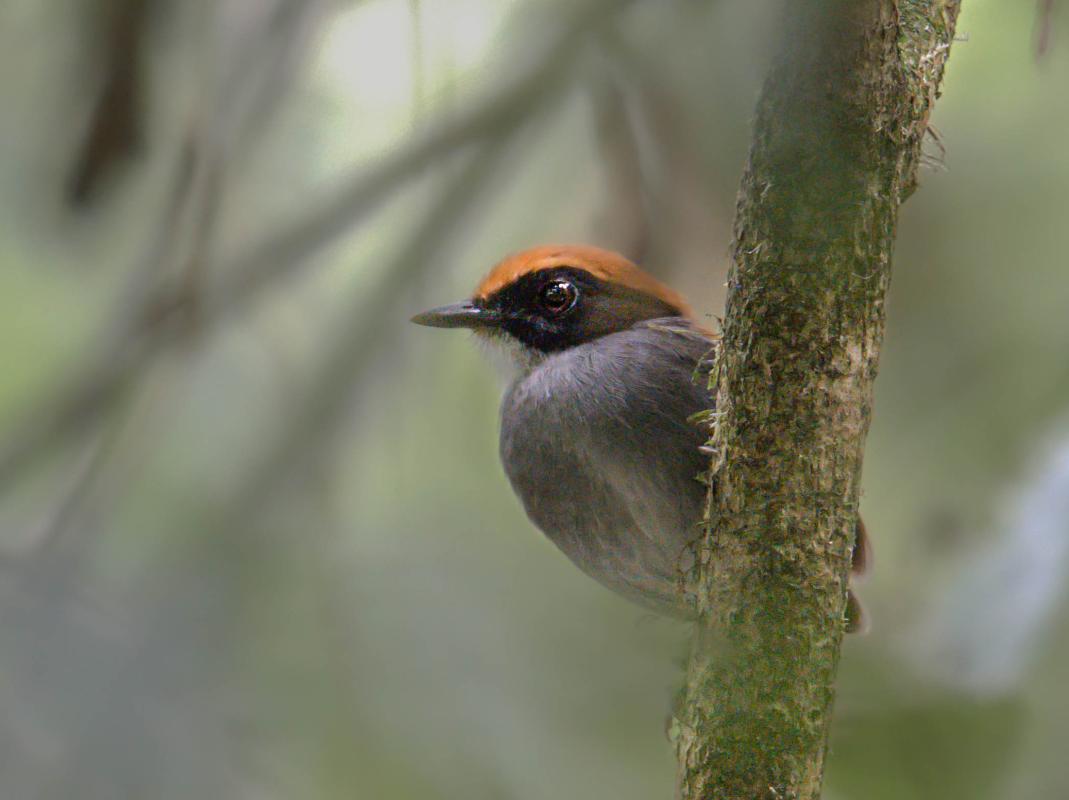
[845,517,873,634]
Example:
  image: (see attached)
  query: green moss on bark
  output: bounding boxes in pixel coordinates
[675,2,961,798]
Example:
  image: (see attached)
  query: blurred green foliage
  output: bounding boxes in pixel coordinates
[0,1,1067,798]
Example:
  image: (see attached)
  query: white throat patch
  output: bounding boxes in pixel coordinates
[472,328,546,379]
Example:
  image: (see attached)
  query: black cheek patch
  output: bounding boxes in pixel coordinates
[500,313,577,353]
[485,266,682,354]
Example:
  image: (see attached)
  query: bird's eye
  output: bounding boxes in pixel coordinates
[538,279,578,315]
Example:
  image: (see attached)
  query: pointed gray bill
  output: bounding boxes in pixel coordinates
[410,302,499,329]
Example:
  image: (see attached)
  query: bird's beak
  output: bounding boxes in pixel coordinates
[410,301,499,330]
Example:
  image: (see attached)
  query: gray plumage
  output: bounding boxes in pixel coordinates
[497,318,714,615]
[412,245,867,630]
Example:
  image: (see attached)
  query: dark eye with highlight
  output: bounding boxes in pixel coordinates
[538,279,578,315]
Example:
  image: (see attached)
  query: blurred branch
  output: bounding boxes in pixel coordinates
[910,422,1069,694]
[587,53,650,263]
[0,0,635,494]
[409,0,426,120]
[204,0,632,308]
[66,0,151,207]
[596,27,732,290]
[212,0,327,153]
[675,2,961,798]
[65,0,323,208]
[230,139,510,518]
[167,0,327,320]
[8,4,328,557]
[1036,0,1056,58]
[25,399,130,559]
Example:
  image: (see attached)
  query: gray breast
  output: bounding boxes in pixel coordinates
[498,319,715,616]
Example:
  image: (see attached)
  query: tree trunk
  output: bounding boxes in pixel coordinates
[674,2,961,798]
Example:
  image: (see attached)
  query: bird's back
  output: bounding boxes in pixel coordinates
[499,318,716,615]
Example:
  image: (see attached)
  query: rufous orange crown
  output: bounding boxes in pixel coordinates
[474,244,694,319]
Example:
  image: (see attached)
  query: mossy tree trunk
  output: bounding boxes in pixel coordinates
[675,2,961,798]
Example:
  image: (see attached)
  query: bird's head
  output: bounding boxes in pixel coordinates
[411,244,693,370]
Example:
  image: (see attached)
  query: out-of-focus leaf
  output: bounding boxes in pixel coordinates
[827,696,1026,800]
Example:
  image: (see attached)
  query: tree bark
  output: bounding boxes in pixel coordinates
[674,2,961,798]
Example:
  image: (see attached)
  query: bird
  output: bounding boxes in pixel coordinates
[412,244,869,631]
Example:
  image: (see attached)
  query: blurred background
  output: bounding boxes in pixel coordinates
[0,1,1066,797]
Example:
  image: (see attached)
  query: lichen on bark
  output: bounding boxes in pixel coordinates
[674,2,961,798]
